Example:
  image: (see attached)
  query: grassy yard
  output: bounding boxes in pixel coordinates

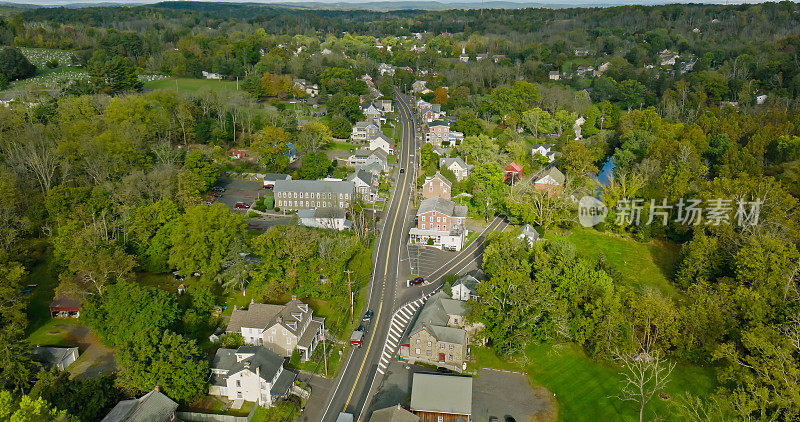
[471,343,716,422]
[22,240,61,334]
[544,226,681,296]
[251,401,299,422]
[27,318,82,347]
[183,396,254,417]
[144,77,240,93]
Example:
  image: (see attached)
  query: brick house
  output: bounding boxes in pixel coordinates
[409,197,468,251]
[422,172,451,200]
[400,291,469,371]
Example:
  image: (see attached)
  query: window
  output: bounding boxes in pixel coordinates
[236,380,241,387]
[237,392,242,399]
[450,345,454,350]
[268,336,273,343]
[454,318,459,324]
[437,217,441,223]
[437,417,443,422]
[427,341,431,347]
[287,337,292,345]
[426,350,432,357]
[449,354,453,361]
[283,329,288,335]
[421,224,426,230]
[440,344,445,349]
[416,339,420,345]
[421,216,425,222]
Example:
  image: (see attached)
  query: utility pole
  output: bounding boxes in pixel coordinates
[344,269,354,323]
[321,330,328,377]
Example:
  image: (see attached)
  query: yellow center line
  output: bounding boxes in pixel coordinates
[432,218,505,282]
[343,98,412,411]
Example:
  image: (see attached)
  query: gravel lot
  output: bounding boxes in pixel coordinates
[472,368,555,422]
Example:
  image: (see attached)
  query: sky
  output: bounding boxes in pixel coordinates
[0,0,771,6]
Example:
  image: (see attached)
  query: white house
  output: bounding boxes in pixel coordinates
[347,148,388,171]
[518,224,541,247]
[209,346,296,407]
[369,133,394,155]
[351,121,381,141]
[362,104,384,124]
[451,274,480,301]
[347,170,378,202]
[412,80,428,93]
[378,63,395,76]
[202,70,222,80]
[439,157,473,181]
[531,143,558,163]
[298,208,352,230]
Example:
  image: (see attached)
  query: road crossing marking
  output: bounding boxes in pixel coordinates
[375,290,438,375]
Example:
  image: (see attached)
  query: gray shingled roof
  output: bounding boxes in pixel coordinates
[410,373,472,415]
[439,157,473,171]
[298,208,347,220]
[347,170,374,186]
[453,274,479,293]
[273,180,354,195]
[417,197,467,218]
[101,389,178,422]
[31,346,77,369]
[424,172,451,188]
[405,291,468,345]
[536,167,566,185]
[271,368,297,396]
[370,405,420,422]
[212,346,284,382]
[264,173,291,182]
[227,303,283,333]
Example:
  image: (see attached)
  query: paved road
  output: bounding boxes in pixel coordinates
[319,94,510,422]
[319,93,419,422]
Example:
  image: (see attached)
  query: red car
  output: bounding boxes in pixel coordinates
[211,192,223,197]
[407,277,425,287]
[235,202,250,209]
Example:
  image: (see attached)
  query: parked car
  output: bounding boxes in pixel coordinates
[172,271,185,281]
[407,277,425,287]
[356,324,365,332]
[212,186,226,192]
[235,202,250,209]
[362,310,373,322]
[211,192,223,197]
[399,168,405,173]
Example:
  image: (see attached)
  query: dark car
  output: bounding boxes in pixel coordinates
[505,417,516,422]
[356,324,365,332]
[408,277,425,286]
[235,202,250,209]
[212,186,226,192]
[399,168,405,173]
[362,310,373,322]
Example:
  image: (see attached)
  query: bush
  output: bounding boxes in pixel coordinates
[274,207,280,212]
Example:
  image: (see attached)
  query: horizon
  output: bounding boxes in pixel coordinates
[0,0,775,8]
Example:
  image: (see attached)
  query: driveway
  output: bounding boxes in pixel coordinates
[472,368,556,422]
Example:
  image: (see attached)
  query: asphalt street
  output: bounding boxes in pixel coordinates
[318,93,509,422]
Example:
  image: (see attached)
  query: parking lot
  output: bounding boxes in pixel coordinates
[213,178,265,211]
[472,368,555,422]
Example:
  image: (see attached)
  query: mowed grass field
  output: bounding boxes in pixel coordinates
[545,226,682,296]
[471,344,716,422]
[144,77,240,93]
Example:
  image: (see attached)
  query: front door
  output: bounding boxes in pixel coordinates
[438,353,445,362]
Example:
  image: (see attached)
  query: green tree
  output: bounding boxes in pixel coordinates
[0,391,71,421]
[82,281,180,347]
[168,204,246,276]
[298,151,331,180]
[30,369,120,421]
[252,126,291,173]
[0,46,36,81]
[328,114,353,139]
[88,55,142,95]
[296,121,332,153]
[116,330,208,402]
[183,150,219,190]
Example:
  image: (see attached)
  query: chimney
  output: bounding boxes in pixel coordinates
[256,366,260,380]
[291,295,297,301]
[154,386,160,392]
[233,305,237,310]
[250,298,255,304]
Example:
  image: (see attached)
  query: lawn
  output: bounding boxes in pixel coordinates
[544,226,681,296]
[144,77,241,93]
[251,401,299,422]
[22,240,61,334]
[183,396,254,417]
[27,318,82,347]
[471,343,716,422]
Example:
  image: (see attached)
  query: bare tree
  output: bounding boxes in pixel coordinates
[613,339,676,422]
[8,132,60,195]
